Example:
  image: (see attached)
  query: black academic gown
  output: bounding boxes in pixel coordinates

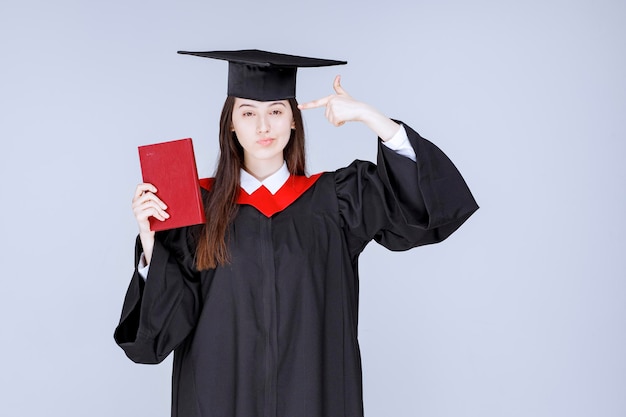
[114,123,478,417]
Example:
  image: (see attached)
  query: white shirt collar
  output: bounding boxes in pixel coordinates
[240,161,290,195]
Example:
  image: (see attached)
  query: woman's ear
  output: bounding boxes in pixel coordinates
[291,119,296,129]
[230,124,235,132]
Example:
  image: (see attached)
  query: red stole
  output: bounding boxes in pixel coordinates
[199,173,323,217]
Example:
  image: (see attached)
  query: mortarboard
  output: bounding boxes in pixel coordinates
[177,49,347,101]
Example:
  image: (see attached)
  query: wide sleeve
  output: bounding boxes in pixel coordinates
[335,122,479,258]
[113,227,202,364]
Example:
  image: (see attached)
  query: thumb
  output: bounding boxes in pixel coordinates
[333,75,348,96]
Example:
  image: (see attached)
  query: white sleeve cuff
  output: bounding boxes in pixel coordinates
[381,125,416,162]
[138,253,150,280]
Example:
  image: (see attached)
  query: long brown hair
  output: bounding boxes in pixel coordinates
[195,96,306,270]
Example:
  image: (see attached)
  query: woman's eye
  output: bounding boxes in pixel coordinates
[271,109,282,115]
[242,111,254,117]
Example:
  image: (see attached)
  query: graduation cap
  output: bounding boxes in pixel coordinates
[177,49,347,101]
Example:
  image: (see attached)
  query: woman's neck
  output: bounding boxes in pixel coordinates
[243,157,284,182]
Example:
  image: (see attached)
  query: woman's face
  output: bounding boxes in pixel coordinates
[231,97,295,171]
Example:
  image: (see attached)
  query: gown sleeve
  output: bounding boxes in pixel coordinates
[335,122,479,258]
[113,226,202,364]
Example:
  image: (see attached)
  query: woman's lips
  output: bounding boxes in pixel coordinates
[256,138,274,146]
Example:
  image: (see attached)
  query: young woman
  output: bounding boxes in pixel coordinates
[115,50,478,417]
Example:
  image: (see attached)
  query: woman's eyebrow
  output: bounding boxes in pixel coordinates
[238,102,286,108]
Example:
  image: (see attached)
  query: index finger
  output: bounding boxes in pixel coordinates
[298,95,332,110]
[135,183,157,199]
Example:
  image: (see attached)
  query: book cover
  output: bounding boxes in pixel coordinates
[138,138,205,231]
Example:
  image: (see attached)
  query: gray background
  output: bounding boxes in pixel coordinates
[1,0,624,416]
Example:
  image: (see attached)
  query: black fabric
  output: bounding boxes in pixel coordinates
[228,63,297,101]
[177,49,347,101]
[114,123,478,417]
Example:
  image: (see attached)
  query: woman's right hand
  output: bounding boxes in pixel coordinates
[132,183,169,264]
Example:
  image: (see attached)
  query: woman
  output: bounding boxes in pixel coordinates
[115,49,478,417]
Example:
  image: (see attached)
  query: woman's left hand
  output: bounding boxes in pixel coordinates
[298,75,400,141]
[298,75,369,126]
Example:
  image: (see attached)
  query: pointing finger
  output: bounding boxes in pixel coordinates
[298,95,332,110]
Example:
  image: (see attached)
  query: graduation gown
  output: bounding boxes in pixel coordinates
[114,123,478,417]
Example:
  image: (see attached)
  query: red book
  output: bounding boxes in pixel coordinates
[138,138,205,231]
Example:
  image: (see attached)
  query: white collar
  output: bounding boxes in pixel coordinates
[240,161,290,195]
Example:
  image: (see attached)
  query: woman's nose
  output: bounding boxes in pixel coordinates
[256,116,269,134]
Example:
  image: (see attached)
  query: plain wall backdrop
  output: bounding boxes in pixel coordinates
[1,0,624,416]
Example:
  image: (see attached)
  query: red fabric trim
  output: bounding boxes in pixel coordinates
[199,177,214,191]
[199,173,323,217]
